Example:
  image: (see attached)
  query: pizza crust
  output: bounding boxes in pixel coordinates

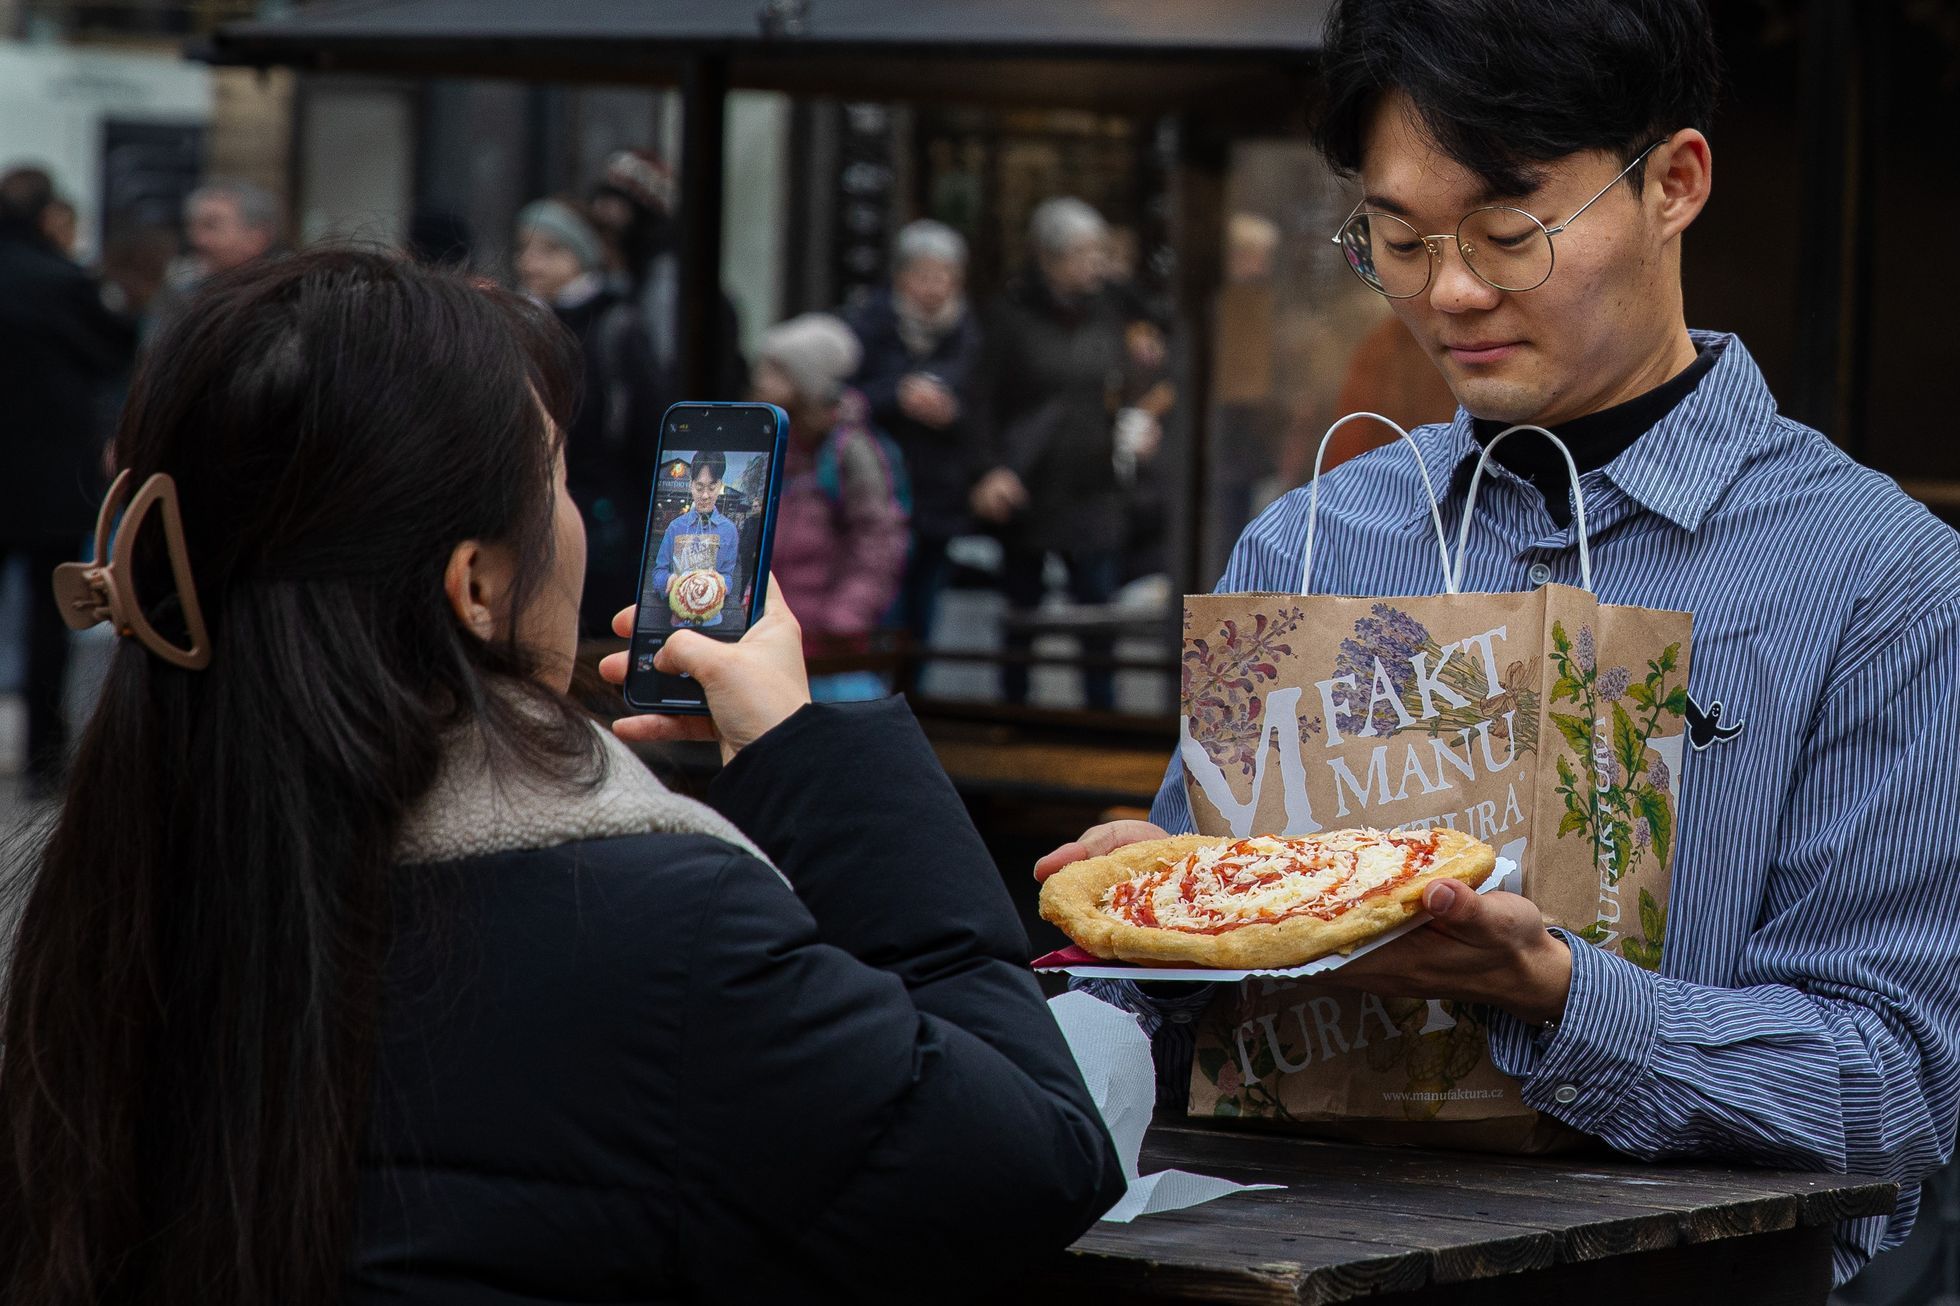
[1038,829,1498,969]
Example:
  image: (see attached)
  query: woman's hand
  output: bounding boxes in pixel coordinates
[599,576,812,765]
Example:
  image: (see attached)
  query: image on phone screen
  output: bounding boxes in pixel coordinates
[625,403,786,712]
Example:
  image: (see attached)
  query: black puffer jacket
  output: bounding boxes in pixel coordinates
[352,698,1124,1303]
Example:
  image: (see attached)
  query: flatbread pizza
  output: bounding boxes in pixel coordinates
[1039,827,1498,970]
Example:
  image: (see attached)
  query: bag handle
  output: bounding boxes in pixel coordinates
[1299,412,1457,596]
[1452,424,1594,593]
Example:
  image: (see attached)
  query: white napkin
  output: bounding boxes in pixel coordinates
[1047,990,1282,1222]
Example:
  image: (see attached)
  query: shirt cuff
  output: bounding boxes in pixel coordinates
[1487,929,1660,1133]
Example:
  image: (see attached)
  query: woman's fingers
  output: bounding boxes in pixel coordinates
[611,604,636,639]
[611,712,719,746]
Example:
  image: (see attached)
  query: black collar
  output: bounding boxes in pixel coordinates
[1469,347,1718,528]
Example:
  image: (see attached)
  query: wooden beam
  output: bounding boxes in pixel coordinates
[677,53,730,400]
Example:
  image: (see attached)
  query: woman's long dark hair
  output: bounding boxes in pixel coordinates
[0,249,600,1305]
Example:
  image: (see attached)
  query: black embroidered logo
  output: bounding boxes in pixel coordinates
[1685,695,1745,751]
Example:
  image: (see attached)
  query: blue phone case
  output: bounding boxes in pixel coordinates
[622,401,790,714]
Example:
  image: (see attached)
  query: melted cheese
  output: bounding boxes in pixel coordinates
[1103,829,1436,933]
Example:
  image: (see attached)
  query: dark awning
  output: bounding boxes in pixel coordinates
[200,0,1327,114]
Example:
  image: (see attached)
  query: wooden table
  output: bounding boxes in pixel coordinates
[1024,1123,1896,1305]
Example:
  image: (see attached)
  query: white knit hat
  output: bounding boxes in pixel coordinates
[757,313,862,404]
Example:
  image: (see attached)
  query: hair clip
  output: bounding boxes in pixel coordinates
[51,470,211,671]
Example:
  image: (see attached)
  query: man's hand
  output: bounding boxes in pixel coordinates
[1332,880,1574,1026]
[898,373,960,428]
[1033,819,1170,882]
[969,467,1029,523]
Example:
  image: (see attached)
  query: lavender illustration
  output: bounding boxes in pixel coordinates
[1182,606,1314,777]
[1330,603,1540,752]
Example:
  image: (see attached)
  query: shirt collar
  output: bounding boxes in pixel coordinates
[1400,331,1778,533]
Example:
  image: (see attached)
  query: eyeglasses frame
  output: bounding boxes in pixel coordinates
[1330,138,1669,298]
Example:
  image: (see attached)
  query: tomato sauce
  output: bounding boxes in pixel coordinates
[1106,829,1442,935]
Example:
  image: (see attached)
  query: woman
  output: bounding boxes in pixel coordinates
[750,312,910,702]
[843,219,987,648]
[514,197,664,639]
[0,251,1123,1304]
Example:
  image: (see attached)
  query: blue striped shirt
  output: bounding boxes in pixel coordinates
[1138,332,1960,1281]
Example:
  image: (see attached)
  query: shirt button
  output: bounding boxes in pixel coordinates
[1527,562,1553,586]
[1553,1084,1579,1105]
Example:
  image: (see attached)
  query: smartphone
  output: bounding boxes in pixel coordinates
[622,401,789,714]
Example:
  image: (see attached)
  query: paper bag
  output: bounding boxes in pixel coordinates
[1180,416,1693,1151]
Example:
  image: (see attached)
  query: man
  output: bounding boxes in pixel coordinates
[650,452,739,630]
[0,167,135,790]
[977,197,1166,712]
[844,219,986,649]
[1035,0,1960,1283]
[149,179,282,342]
[184,179,280,279]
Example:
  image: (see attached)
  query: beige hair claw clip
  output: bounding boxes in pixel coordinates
[51,470,211,671]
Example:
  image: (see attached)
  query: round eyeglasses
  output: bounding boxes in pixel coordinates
[1331,141,1664,299]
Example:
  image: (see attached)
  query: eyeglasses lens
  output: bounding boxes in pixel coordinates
[1340,212,1428,299]
[1457,207,1553,293]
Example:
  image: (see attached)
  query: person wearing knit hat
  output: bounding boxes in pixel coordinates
[514,198,605,305]
[756,313,862,408]
[751,314,909,700]
[587,149,749,401]
[513,196,663,641]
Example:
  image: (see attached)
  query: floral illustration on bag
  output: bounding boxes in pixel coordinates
[1547,623,1685,971]
[1363,999,1489,1121]
[1330,603,1540,752]
[1183,606,1315,777]
[1194,1007,1300,1122]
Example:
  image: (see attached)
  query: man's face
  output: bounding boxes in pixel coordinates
[1359,93,1683,426]
[895,256,961,319]
[690,470,721,515]
[1040,237,1106,301]
[187,195,272,276]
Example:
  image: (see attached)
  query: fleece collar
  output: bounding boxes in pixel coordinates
[395,715,783,885]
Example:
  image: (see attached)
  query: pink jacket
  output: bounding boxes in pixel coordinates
[771,393,910,649]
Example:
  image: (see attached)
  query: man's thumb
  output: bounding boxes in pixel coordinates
[1423,879,1464,917]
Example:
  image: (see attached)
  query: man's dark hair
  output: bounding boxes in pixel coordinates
[1313,0,1721,196]
[689,451,726,483]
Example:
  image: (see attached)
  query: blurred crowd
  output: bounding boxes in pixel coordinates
[0,146,1186,786]
[500,156,1179,714]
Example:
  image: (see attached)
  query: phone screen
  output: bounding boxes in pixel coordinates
[624,403,788,713]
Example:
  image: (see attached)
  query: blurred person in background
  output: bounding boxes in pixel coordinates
[1209,212,1286,569]
[150,178,283,339]
[751,313,909,702]
[39,195,76,260]
[975,196,1167,712]
[588,148,747,401]
[184,178,282,279]
[843,219,986,652]
[514,197,662,640]
[0,165,135,792]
